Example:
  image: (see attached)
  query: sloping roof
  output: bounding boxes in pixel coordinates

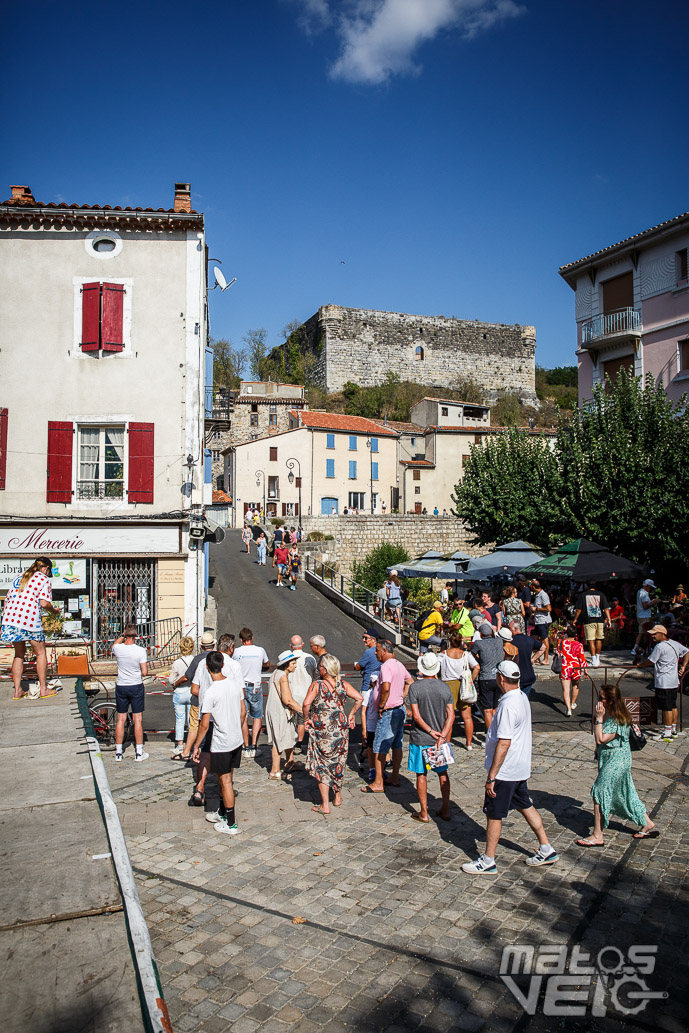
[212,490,232,505]
[415,396,490,408]
[371,419,422,433]
[1,197,200,215]
[400,459,435,467]
[289,410,398,436]
[559,210,689,274]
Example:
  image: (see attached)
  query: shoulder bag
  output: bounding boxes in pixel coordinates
[629,723,647,752]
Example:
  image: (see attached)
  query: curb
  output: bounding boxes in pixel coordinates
[76,682,172,1033]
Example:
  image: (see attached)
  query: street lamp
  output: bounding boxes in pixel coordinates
[286,457,302,538]
[255,469,266,521]
[365,438,374,513]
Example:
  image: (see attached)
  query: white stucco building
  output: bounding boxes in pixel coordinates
[0,182,208,649]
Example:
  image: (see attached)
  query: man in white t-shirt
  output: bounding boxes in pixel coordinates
[193,651,246,837]
[635,624,689,742]
[191,634,243,819]
[234,626,270,758]
[288,634,319,754]
[112,624,148,762]
[462,660,558,877]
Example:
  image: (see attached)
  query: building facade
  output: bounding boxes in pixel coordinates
[559,210,689,403]
[265,305,538,403]
[0,182,208,650]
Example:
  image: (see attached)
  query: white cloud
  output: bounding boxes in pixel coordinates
[291,0,524,85]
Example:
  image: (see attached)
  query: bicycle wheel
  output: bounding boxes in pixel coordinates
[90,702,117,749]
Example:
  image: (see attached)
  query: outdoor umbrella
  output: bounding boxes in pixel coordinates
[387,550,473,580]
[463,541,545,581]
[519,538,646,582]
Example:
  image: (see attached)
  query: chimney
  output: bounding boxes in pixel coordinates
[173,182,191,213]
[10,185,35,202]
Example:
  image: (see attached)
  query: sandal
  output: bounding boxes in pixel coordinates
[11,693,27,701]
[633,829,659,839]
[188,790,205,807]
[39,690,58,698]
[312,805,329,815]
[411,813,430,823]
[172,753,191,762]
[576,838,604,847]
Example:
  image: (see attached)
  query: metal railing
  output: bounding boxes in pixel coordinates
[94,617,183,664]
[77,481,124,500]
[305,556,419,647]
[581,307,642,344]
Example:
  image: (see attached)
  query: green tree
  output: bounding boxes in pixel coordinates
[451,427,565,548]
[351,542,410,593]
[556,371,689,576]
[212,337,246,390]
[242,327,268,380]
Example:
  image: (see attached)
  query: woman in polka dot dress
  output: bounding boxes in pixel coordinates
[1,556,60,699]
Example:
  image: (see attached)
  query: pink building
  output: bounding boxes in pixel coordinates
[559,211,689,403]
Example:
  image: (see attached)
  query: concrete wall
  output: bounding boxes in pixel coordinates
[268,305,537,403]
[299,514,484,580]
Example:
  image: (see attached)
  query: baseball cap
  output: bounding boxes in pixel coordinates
[364,629,378,638]
[433,602,443,610]
[389,569,398,576]
[200,631,216,647]
[497,660,520,679]
[642,579,655,587]
[417,652,441,676]
[479,623,493,637]
[647,625,667,636]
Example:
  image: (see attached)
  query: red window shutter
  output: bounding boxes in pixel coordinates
[128,423,154,503]
[102,282,125,352]
[295,502,299,516]
[47,421,74,502]
[81,282,101,351]
[0,408,7,490]
[281,503,286,517]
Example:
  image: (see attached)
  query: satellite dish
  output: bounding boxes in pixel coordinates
[214,267,227,290]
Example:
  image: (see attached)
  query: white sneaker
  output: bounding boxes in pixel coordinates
[461,857,497,876]
[566,709,572,716]
[466,744,473,752]
[215,821,241,836]
[114,753,123,762]
[250,748,257,758]
[571,703,577,711]
[134,751,149,762]
[525,848,559,867]
[590,655,600,667]
[205,811,223,823]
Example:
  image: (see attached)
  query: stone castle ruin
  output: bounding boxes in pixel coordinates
[267,305,537,403]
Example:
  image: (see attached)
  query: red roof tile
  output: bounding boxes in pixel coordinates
[1,198,200,215]
[400,459,435,467]
[212,490,232,504]
[559,210,689,273]
[290,411,398,436]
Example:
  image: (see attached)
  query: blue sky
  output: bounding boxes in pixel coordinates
[4,0,687,370]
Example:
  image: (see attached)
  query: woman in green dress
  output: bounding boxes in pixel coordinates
[577,684,657,847]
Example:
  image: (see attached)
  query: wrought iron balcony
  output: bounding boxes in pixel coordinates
[77,481,124,500]
[581,307,642,346]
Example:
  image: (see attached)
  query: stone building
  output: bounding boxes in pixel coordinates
[266,304,537,403]
[207,381,306,485]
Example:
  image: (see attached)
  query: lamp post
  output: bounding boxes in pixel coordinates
[255,469,266,521]
[286,457,302,538]
[365,437,374,513]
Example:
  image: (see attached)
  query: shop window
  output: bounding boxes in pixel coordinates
[94,558,155,651]
[78,425,125,499]
[413,469,421,481]
[269,446,278,461]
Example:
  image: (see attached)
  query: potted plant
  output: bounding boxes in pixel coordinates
[42,611,65,639]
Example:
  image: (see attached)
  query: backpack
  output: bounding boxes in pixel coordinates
[414,609,433,632]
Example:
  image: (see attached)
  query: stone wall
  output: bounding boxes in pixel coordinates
[209,397,303,485]
[267,305,537,404]
[298,514,485,580]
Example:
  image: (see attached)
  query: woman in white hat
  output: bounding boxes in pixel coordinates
[265,650,303,779]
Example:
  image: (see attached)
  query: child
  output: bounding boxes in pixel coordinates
[288,545,302,591]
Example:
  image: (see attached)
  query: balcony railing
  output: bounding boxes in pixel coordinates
[581,307,642,345]
[77,481,124,500]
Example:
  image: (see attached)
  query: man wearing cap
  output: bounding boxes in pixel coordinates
[634,625,689,742]
[471,623,505,731]
[632,579,656,656]
[418,602,446,653]
[462,660,558,876]
[355,630,381,761]
[362,639,413,793]
[407,653,455,822]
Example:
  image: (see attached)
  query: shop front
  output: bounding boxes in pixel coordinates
[0,522,190,657]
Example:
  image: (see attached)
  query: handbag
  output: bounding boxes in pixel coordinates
[629,723,647,752]
[459,666,477,704]
[421,741,455,770]
[551,651,562,675]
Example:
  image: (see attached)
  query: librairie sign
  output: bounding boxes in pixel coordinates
[0,525,180,555]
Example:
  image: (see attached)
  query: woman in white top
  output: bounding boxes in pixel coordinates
[169,636,196,757]
[265,651,303,779]
[439,633,479,751]
[1,556,60,699]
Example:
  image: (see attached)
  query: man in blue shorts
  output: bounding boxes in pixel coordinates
[112,623,148,762]
[462,660,558,876]
[407,652,454,822]
[361,639,413,793]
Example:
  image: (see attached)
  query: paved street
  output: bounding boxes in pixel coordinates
[111,721,689,1033]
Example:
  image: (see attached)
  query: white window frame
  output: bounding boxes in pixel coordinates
[75,421,127,503]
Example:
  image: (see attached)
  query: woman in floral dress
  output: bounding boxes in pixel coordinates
[303,653,363,814]
[501,586,526,634]
[577,685,657,847]
[556,623,588,716]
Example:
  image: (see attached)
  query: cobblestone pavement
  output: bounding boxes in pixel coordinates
[110,729,689,1033]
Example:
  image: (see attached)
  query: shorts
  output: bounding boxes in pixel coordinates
[210,745,243,775]
[446,679,472,709]
[1,624,45,643]
[477,680,500,712]
[533,623,551,640]
[188,703,199,739]
[408,742,448,775]
[372,706,405,754]
[244,685,264,720]
[200,721,214,753]
[277,563,288,575]
[483,778,532,820]
[655,688,678,711]
[638,620,652,633]
[115,682,145,714]
[584,622,604,641]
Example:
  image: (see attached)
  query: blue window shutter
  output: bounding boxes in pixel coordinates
[349,435,357,450]
[372,462,379,481]
[349,460,357,479]
[327,433,335,449]
[326,459,334,478]
[370,437,378,453]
